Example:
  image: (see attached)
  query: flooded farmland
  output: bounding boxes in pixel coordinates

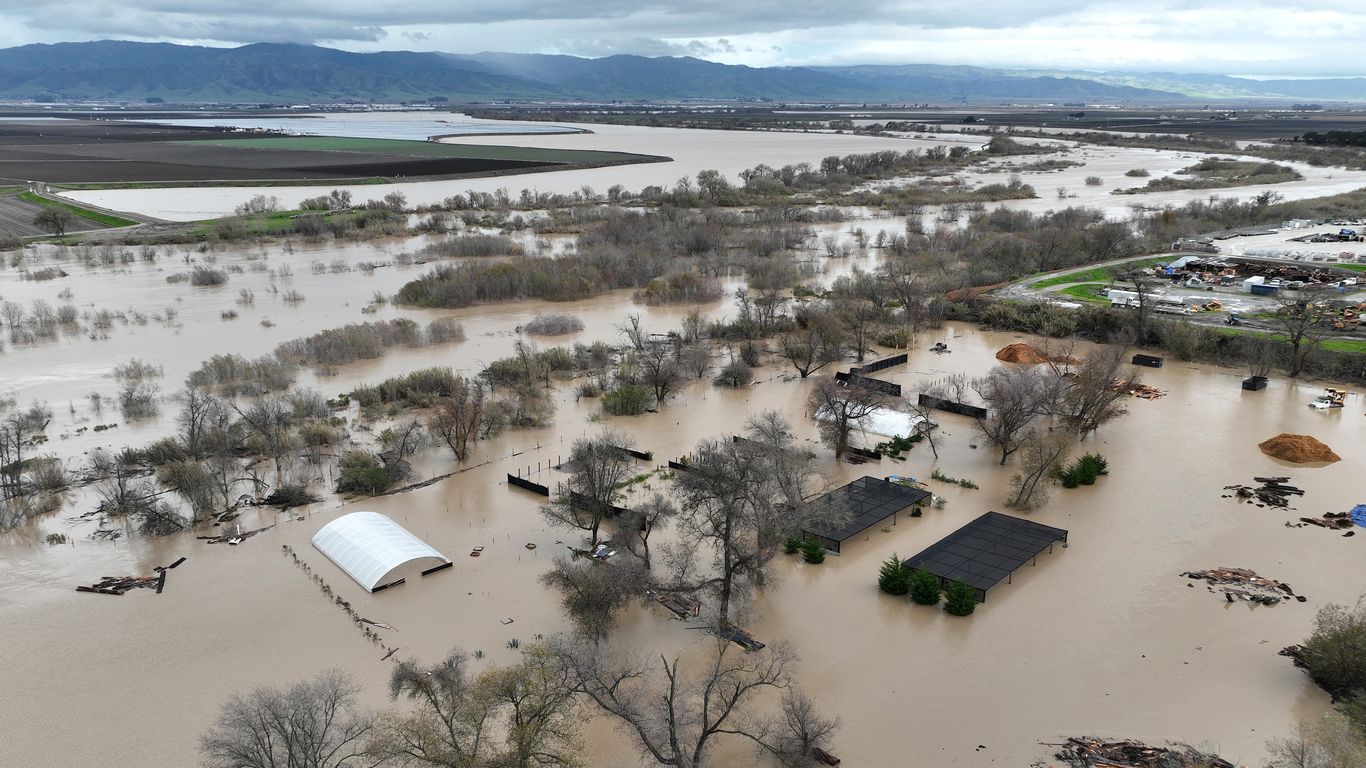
[3,124,1365,768]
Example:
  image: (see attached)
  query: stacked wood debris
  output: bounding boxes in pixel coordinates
[1055,737,1235,768]
[1181,567,1304,605]
[1109,380,1166,400]
[653,592,702,619]
[1293,512,1356,531]
[197,523,274,545]
[1222,477,1304,509]
[75,557,186,595]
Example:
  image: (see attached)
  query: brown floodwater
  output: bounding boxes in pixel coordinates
[3,266,1363,766]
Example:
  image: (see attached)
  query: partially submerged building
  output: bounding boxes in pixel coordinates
[311,511,452,592]
[904,511,1068,602]
[801,476,932,554]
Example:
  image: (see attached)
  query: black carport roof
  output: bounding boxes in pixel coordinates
[802,476,932,553]
[903,511,1068,602]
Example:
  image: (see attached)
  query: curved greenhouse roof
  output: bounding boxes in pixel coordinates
[311,511,450,592]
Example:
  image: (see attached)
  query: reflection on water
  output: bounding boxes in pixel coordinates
[144,111,580,140]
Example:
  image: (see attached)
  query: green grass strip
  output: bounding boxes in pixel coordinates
[1057,283,1112,304]
[17,191,138,228]
[1029,257,1169,290]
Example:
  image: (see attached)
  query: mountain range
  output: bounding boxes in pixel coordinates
[1,41,1364,104]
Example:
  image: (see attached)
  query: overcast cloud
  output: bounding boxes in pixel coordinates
[2,1,1364,76]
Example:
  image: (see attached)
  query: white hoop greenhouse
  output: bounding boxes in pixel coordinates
[311,511,451,592]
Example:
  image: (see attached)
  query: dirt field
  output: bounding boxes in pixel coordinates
[0,120,665,186]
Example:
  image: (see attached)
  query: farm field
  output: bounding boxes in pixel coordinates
[0,120,666,187]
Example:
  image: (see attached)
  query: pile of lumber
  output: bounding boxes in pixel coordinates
[1222,476,1304,508]
[1109,380,1166,400]
[75,557,186,596]
[1055,737,1234,768]
[1295,512,1356,531]
[1181,567,1302,605]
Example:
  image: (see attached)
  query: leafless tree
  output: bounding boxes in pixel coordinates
[553,637,818,768]
[540,555,651,641]
[762,691,842,768]
[680,344,712,379]
[1270,297,1330,378]
[1054,345,1134,438]
[1243,335,1279,380]
[908,374,966,460]
[617,493,677,570]
[1008,432,1071,510]
[618,313,648,351]
[428,378,490,462]
[808,378,891,458]
[200,670,378,768]
[542,431,637,547]
[639,342,684,406]
[776,306,846,378]
[235,396,296,484]
[1264,711,1366,768]
[972,365,1054,465]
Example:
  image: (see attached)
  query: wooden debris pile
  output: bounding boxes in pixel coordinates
[198,524,274,545]
[1055,737,1235,768]
[1110,381,1166,400]
[75,556,186,596]
[1181,567,1304,605]
[1292,512,1356,533]
[653,591,702,619]
[1222,476,1304,509]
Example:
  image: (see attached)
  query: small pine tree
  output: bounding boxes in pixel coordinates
[944,579,977,616]
[878,554,912,595]
[800,539,826,564]
[783,537,801,554]
[908,567,941,605]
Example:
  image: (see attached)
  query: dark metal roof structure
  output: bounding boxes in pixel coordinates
[903,511,1068,602]
[801,476,932,553]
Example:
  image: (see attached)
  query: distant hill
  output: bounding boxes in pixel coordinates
[0,40,1362,104]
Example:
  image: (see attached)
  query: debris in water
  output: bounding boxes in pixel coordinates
[1223,477,1303,509]
[1180,567,1298,605]
[198,524,275,545]
[1054,737,1235,768]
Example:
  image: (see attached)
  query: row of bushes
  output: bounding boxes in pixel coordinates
[879,555,977,616]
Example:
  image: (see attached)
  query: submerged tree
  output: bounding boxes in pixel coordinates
[616,492,678,570]
[1054,344,1134,438]
[777,306,846,378]
[1270,297,1331,378]
[808,378,891,458]
[200,670,376,768]
[541,431,637,547]
[972,365,1055,465]
[540,555,651,641]
[428,376,492,461]
[1007,432,1071,510]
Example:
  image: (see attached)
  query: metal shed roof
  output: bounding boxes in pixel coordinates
[311,511,450,592]
[904,511,1068,602]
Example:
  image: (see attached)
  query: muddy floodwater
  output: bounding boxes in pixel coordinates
[2,226,1364,768]
[60,120,1366,223]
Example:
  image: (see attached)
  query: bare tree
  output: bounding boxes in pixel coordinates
[763,691,842,768]
[972,366,1053,465]
[1264,712,1366,768]
[200,670,377,768]
[808,378,890,458]
[776,306,846,378]
[235,396,296,484]
[542,431,636,547]
[1270,297,1330,378]
[907,374,966,461]
[33,207,74,237]
[540,556,651,641]
[477,645,581,768]
[680,344,712,379]
[1243,335,1279,380]
[554,637,816,768]
[428,377,490,461]
[618,313,647,352]
[1008,432,1071,510]
[1054,345,1134,438]
[638,342,684,406]
[617,493,677,569]
[378,651,493,767]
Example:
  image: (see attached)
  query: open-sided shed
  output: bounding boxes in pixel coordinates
[903,511,1068,602]
[802,476,932,553]
[311,511,452,592]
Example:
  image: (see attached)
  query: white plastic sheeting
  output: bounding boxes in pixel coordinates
[814,406,933,438]
[311,511,450,592]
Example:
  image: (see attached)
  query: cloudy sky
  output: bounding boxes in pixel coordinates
[3,1,1364,77]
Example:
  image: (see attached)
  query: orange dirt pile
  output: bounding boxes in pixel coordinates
[1257,434,1341,464]
[995,343,1079,366]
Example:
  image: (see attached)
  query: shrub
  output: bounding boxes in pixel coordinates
[783,537,802,555]
[1125,168,1150,177]
[263,483,321,507]
[601,383,651,416]
[336,450,395,494]
[944,579,977,616]
[909,568,942,605]
[425,317,465,344]
[1059,453,1108,488]
[522,313,585,336]
[1084,175,1104,186]
[800,539,827,564]
[713,359,753,388]
[187,354,296,397]
[189,266,228,287]
[275,319,421,367]
[878,554,912,595]
[1298,599,1366,701]
[353,367,459,408]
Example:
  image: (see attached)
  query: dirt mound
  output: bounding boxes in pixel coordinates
[995,343,1079,366]
[1258,434,1340,464]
